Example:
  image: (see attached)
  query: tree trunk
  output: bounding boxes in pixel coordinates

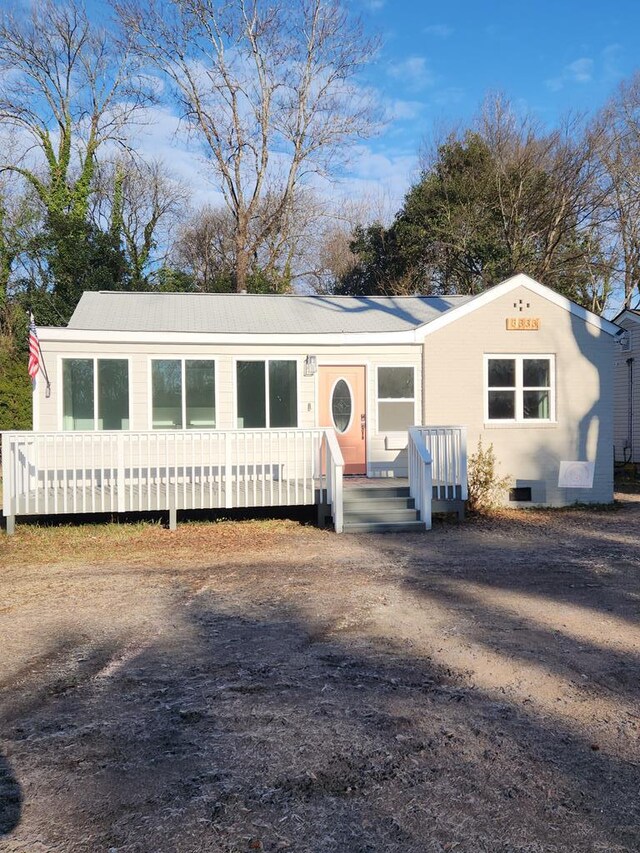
[235,227,249,292]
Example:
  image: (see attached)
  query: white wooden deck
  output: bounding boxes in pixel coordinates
[2,426,467,534]
[2,428,344,532]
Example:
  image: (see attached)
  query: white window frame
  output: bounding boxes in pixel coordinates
[375,364,418,435]
[59,355,132,431]
[149,357,217,430]
[233,357,300,428]
[484,354,556,424]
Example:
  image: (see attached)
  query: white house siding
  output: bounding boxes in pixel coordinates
[34,340,423,478]
[613,315,640,464]
[422,284,615,506]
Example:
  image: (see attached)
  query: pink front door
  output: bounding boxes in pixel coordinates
[318,366,366,475]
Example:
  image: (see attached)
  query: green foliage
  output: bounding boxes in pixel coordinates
[154,266,199,292]
[246,267,292,294]
[31,212,130,324]
[336,128,607,308]
[152,264,292,295]
[467,438,511,513]
[335,223,403,295]
[0,335,32,432]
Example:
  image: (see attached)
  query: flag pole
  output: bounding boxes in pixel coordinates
[38,338,52,399]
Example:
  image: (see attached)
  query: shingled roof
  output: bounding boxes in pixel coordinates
[67,292,474,335]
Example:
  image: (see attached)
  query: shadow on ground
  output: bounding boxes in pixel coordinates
[2,601,639,851]
[0,755,21,836]
[1,501,639,852]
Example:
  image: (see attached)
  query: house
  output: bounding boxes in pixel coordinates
[2,273,621,534]
[613,307,640,465]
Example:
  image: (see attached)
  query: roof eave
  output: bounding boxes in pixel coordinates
[413,273,622,339]
[38,327,425,345]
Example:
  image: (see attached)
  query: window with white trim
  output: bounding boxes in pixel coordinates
[151,359,216,429]
[377,366,415,432]
[236,360,297,428]
[63,358,129,430]
[486,356,553,422]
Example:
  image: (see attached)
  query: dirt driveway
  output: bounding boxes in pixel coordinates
[1,497,639,853]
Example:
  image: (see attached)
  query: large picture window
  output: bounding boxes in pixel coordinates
[151,359,216,429]
[63,358,129,430]
[486,355,553,422]
[377,366,416,432]
[236,360,297,428]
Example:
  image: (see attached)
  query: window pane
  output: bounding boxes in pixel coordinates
[186,360,215,428]
[332,379,352,433]
[488,390,515,419]
[523,390,550,419]
[269,361,297,428]
[237,361,266,428]
[152,360,182,428]
[63,359,94,430]
[488,359,515,387]
[98,360,129,430]
[523,359,550,388]
[378,367,414,399]
[379,401,415,432]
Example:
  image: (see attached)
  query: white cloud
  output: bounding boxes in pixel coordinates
[384,98,426,121]
[126,105,225,208]
[568,57,593,82]
[125,103,417,220]
[423,24,453,38]
[546,56,594,91]
[329,145,418,217]
[388,56,436,92]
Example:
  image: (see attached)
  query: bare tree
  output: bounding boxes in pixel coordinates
[171,205,237,291]
[171,193,309,292]
[116,0,379,292]
[0,134,41,309]
[93,157,190,285]
[594,73,640,309]
[305,194,386,292]
[0,0,150,222]
[478,95,611,296]
[172,190,376,293]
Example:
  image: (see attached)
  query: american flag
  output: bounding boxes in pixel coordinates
[28,312,41,382]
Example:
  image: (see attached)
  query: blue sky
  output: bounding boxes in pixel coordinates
[349,0,640,212]
[76,1,640,216]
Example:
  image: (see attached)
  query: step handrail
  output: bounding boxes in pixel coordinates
[408,427,433,530]
[323,428,344,533]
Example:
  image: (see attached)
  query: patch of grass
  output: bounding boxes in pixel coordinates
[0,517,320,570]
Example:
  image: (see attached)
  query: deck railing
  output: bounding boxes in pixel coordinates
[412,426,468,501]
[408,427,433,530]
[2,428,344,533]
[408,426,468,527]
[323,428,344,533]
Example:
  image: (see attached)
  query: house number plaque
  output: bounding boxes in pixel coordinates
[506,317,540,330]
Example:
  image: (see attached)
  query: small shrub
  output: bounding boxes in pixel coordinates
[467,437,510,513]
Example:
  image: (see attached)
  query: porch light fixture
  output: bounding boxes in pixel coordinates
[304,355,317,376]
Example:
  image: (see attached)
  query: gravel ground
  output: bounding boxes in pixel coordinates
[1,496,639,852]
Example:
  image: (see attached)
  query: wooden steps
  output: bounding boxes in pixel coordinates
[342,485,425,533]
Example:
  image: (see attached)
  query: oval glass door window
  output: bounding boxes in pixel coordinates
[331,379,352,433]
